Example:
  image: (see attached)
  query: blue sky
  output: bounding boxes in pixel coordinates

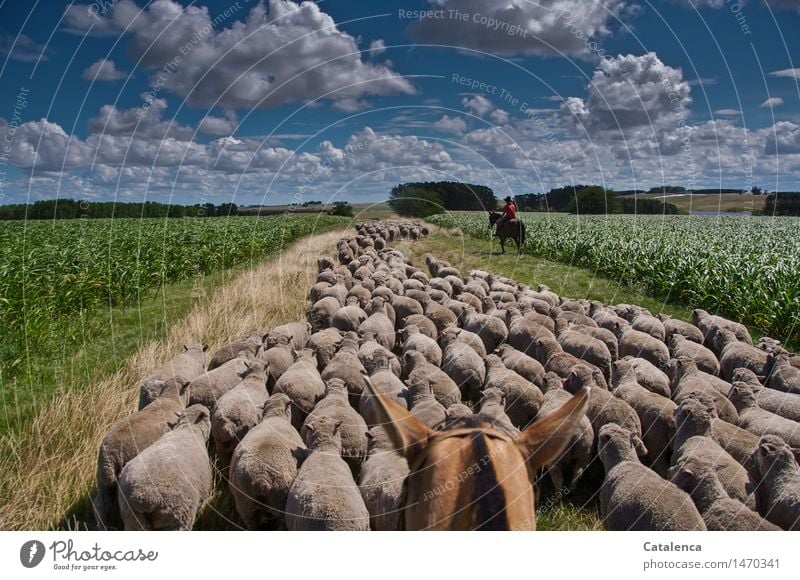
[0,0,798,205]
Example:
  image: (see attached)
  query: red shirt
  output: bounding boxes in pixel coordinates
[502,203,517,220]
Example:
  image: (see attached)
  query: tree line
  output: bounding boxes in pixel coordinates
[764,192,800,216]
[0,199,240,220]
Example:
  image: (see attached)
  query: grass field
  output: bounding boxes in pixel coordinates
[0,215,348,437]
[638,193,764,213]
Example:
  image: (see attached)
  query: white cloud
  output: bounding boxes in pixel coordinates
[82,58,127,81]
[760,97,784,108]
[0,33,52,62]
[714,109,742,116]
[561,52,691,135]
[762,0,800,12]
[369,39,386,56]
[462,95,494,117]
[770,68,800,80]
[489,108,510,125]
[65,0,414,110]
[198,111,239,136]
[433,115,467,134]
[408,0,630,57]
[763,121,800,155]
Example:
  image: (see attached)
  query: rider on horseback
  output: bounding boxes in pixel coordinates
[495,196,517,228]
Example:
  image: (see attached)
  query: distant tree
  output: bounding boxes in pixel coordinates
[566,186,620,215]
[329,202,353,217]
[388,186,443,217]
[751,186,763,195]
[389,181,495,213]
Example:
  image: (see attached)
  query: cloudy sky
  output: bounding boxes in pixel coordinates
[0,0,798,206]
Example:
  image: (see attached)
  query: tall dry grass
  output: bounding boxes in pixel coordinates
[0,229,345,530]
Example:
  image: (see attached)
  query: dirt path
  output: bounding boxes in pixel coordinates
[0,229,345,530]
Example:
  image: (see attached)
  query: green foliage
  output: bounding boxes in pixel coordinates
[328,202,354,217]
[764,192,800,216]
[566,186,620,214]
[389,181,496,216]
[388,186,443,217]
[427,212,800,342]
[619,197,681,214]
[0,215,348,363]
[0,199,239,220]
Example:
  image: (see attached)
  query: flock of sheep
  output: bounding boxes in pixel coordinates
[92,219,800,531]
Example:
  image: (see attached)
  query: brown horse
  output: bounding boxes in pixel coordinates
[488,211,526,253]
[365,377,590,530]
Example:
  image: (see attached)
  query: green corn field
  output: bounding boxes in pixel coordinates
[428,212,800,344]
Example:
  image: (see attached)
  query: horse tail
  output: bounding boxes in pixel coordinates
[519,221,526,248]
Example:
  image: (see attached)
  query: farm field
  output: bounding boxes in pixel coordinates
[0,214,349,436]
[428,213,800,347]
[637,193,764,213]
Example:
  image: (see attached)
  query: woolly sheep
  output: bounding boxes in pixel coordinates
[669,334,719,376]
[565,365,641,440]
[657,314,704,344]
[671,396,757,510]
[424,300,459,333]
[563,322,618,360]
[616,323,669,370]
[497,343,545,387]
[692,308,752,353]
[406,375,447,428]
[401,314,438,341]
[631,314,666,342]
[321,332,367,409]
[258,335,295,390]
[670,456,778,531]
[439,324,487,357]
[360,355,408,427]
[556,324,612,380]
[668,357,737,423]
[273,349,326,432]
[733,368,800,422]
[729,382,800,447]
[753,434,800,530]
[598,424,706,531]
[345,285,371,309]
[359,297,396,351]
[483,355,543,429]
[533,335,609,390]
[391,295,424,323]
[475,388,519,437]
[305,327,343,370]
[94,378,189,528]
[358,336,402,378]
[229,393,306,529]
[301,379,368,475]
[767,352,800,394]
[714,329,768,381]
[506,308,555,359]
[309,296,341,331]
[187,356,250,409]
[211,360,271,470]
[207,332,262,370]
[611,360,676,477]
[401,324,442,367]
[460,307,508,354]
[440,329,487,400]
[138,343,207,410]
[622,356,671,398]
[266,321,310,351]
[535,373,594,490]
[358,426,410,531]
[285,416,370,530]
[118,405,212,531]
[402,351,461,408]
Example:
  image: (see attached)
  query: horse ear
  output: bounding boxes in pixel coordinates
[515,387,590,473]
[363,375,432,466]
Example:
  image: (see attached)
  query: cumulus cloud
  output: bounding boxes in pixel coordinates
[715,109,742,116]
[82,58,127,81]
[561,52,691,135]
[770,68,800,80]
[462,95,494,117]
[198,111,239,136]
[760,97,784,108]
[763,121,800,155]
[433,115,467,134]
[489,108,510,125]
[64,0,414,110]
[407,0,629,57]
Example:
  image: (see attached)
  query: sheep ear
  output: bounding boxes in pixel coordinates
[632,433,648,458]
[262,333,269,342]
[363,375,432,465]
[515,387,590,472]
